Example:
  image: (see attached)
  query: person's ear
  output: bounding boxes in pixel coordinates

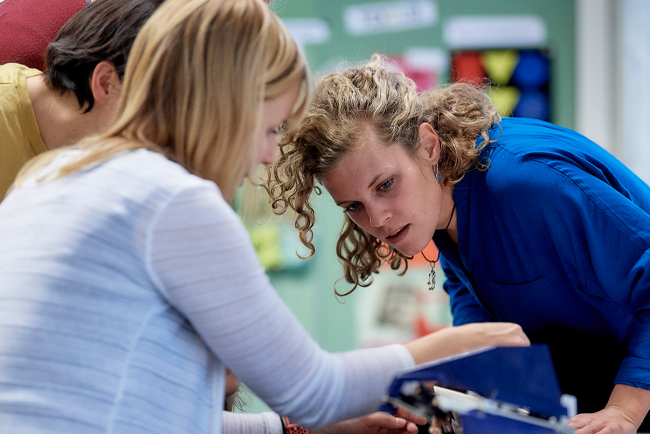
[417,122,441,164]
[90,61,121,105]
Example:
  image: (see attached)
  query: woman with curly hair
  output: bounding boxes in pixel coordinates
[268,55,650,434]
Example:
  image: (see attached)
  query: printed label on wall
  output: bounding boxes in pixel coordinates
[444,15,546,49]
[344,0,438,36]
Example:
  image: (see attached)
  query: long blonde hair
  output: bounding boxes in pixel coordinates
[267,55,499,295]
[13,0,311,203]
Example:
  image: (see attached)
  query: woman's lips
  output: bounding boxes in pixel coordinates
[386,224,409,244]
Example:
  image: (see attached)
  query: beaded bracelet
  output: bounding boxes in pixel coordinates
[281,416,311,434]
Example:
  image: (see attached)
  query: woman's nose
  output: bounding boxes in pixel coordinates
[367,204,390,228]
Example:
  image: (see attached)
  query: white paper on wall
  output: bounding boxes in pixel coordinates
[344,0,438,36]
[283,18,331,49]
[444,15,546,49]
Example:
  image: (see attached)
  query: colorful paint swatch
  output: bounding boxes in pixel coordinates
[451,51,486,84]
[487,86,520,117]
[451,48,552,122]
[482,50,519,85]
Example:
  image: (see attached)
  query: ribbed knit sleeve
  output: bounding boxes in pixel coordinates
[146,183,414,428]
[222,412,283,434]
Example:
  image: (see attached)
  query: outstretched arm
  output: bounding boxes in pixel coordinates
[151,185,528,428]
[404,322,529,365]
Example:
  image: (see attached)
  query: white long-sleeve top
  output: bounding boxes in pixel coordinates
[0,149,414,434]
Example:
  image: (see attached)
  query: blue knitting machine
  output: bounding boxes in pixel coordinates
[380,345,576,434]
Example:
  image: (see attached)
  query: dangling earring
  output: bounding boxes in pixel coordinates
[435,164,442,182]
[421,204,456,290]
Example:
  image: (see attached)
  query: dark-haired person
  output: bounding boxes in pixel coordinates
[0,0,90,70]
[0,0,165,199]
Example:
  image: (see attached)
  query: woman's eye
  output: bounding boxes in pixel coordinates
[267,128,278,136]
[344,202,360,213]
[378,179,393,190]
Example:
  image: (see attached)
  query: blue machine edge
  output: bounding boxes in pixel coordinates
[381,345,567,419]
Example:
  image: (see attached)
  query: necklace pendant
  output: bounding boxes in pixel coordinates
[428,267,436,291]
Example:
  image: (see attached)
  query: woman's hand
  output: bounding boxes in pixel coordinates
[314,408,427,434]
[404,322,530,364]
[568,408,637,434]
[567,384,650,434]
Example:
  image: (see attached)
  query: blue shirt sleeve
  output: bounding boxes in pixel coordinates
[565,169,650,389]
[440,256,496,326]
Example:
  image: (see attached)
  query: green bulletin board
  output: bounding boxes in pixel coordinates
[273,0,575,128]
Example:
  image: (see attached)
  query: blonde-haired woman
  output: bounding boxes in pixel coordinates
[268,56,650,434]
[0,2,528,434]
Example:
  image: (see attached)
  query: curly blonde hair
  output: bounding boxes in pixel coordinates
[267,55,500,295]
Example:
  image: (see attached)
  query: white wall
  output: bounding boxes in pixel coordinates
[576,0,650,183]
[575,0,618,154]
[620,0,650,184]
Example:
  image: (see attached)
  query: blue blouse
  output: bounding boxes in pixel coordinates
[435,117,650,391]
